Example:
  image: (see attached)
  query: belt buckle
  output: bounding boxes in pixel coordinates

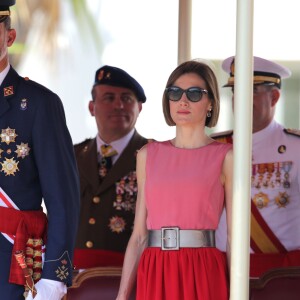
[161,227,179,250]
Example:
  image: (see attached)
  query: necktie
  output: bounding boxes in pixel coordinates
[99,144,118,179]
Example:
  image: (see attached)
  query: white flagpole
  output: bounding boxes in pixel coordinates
[178,0,192,64]
[230,0,254,299]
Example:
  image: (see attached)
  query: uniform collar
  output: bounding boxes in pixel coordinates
[0,64,10,86]
[96,129,135,162]
[253,120,277,145]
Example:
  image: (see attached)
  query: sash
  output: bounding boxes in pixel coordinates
[250,200,287,253]
[0,187,19,244]
[0,206,47,287]
[0,187,47,295]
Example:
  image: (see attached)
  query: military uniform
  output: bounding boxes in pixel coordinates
[73,131,148,268]
[215,55,300,278]
[0,66,80,298]
[214,122,300,277]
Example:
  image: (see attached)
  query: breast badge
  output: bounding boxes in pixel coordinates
[108,216,126,234]
[20,98,28,110]
[1,127,18,144]
[1,158,19,176]
[275,192,289,208]
[15,143,31,159]
[253,192,269,209]
[0,128,30,176]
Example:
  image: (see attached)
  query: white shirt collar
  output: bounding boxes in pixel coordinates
[96,129,135,163]
[0,64,10,86]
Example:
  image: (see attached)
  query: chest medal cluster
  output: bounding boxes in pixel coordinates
[0,127,30,176]
[108,171,138,234]
[252,161,292,209]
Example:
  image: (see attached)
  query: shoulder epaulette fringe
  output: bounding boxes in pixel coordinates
[284,128,300,138]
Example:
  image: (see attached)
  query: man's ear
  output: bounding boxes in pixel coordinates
[138,102,142,113]
[7,29,16,47]
[271,88,280,107]
[88,100,95,116]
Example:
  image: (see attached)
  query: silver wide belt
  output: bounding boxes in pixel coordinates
[148,227,215,250]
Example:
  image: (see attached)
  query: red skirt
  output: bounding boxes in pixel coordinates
[136,247,229,300]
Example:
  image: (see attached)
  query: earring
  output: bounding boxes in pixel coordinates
[206,109,212,118]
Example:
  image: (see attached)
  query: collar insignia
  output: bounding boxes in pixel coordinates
[3,86,14,97]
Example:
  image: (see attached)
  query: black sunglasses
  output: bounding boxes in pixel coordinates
[165,86,209,102]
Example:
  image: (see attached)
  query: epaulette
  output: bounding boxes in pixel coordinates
[22,76,53,93]
[284,128,300,138]
[210,130,233,143]
[74,138,92,147]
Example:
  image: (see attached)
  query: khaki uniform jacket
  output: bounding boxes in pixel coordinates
[74,130,148,252]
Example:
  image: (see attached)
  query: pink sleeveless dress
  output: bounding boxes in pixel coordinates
[136,140,232,300]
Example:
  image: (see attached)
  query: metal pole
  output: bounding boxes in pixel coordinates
[177,0,192,65]
[230,0,254,299]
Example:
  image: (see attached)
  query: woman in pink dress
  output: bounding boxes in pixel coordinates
[116,60,233,300]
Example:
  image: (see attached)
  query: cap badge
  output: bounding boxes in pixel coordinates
[3,86,14,97]
[97,70,104,81]
[1,157,19,176]
[1,127,18,145]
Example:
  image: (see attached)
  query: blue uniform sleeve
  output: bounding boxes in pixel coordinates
[31,91,80,286]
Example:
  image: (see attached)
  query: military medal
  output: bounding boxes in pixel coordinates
[275,192,290,208]
[15,143,31,158]
[113,194,123,210]
[275,162,281,187]
[108,216,126,233]
[123,199,135,212]
[114,172,137,212]
[1,127,18,144]
[1,158,19,176]
[253,192,269,209]
[282,161,292,188]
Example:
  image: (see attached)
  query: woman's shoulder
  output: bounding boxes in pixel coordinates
[212,139,233,151]
[137,139,170,159]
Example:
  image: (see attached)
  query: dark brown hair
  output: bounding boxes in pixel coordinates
[162,60,220,128]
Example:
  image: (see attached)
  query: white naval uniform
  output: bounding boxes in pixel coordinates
[216,120,300,254]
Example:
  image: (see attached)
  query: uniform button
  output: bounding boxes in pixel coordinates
[89,218,96,225]
[86,241,93,248]
[93,196,100,204]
